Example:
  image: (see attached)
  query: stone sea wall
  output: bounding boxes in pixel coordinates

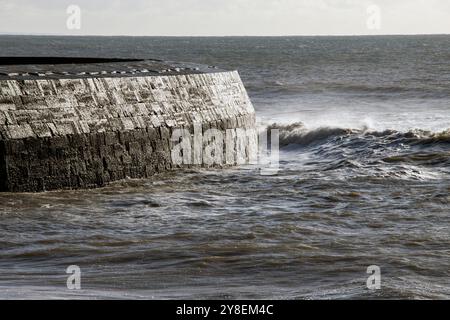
[0,71,256,192]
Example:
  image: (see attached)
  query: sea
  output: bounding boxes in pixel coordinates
[0,35,449,299]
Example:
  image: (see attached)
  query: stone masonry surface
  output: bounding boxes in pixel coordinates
[0,59,256,192]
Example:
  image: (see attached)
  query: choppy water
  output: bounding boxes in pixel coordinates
[0,35,449,299]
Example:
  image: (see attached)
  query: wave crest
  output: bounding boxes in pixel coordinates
[266,122,450,148]
[267,122,354,147]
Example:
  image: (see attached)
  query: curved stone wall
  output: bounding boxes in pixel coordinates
[0,67,256,192]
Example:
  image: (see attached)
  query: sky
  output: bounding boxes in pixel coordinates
[1,0,450,36]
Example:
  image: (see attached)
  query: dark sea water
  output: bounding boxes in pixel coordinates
[0,35,449,299]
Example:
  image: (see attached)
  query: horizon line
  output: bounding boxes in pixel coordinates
[1,32,450,37]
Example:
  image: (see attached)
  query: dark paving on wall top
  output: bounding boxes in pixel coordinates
[0,57,223,80]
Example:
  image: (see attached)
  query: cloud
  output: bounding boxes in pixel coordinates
[0,0,449,35]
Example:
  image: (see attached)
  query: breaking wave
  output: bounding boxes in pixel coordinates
[264,122,450,174]
[267,122,450,149]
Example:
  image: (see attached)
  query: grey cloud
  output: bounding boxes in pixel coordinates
[0,0,449,35]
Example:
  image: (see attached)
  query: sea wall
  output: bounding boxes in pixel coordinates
[0,71,256,192]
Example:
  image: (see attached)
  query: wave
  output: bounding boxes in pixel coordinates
[267,122,450,148]
[266,122,450,174]
[267,122,354,147]
[382,152,450,166]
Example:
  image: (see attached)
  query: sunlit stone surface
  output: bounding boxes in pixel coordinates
[0,58,256,192]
